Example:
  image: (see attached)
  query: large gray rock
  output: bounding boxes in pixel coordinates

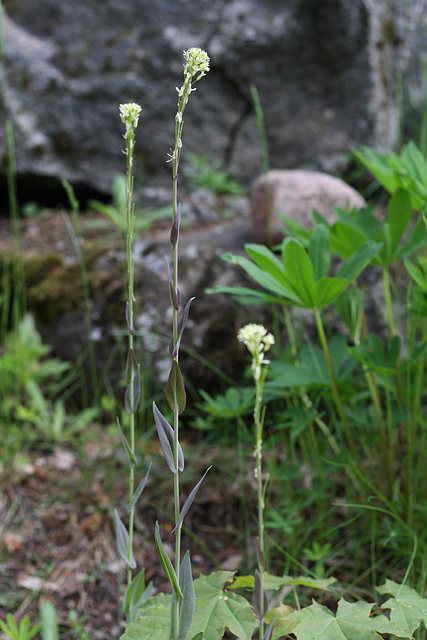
[0,0,425,201]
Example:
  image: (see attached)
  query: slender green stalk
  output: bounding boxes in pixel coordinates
[238,324,275,638]
[119,103,142,588]
[313,308,361,470]
[167,48,210,640]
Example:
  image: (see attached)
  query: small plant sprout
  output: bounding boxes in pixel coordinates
[115,101,152,619]
[238,323,275,639]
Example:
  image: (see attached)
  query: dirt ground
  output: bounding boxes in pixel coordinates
[0,429,246,639]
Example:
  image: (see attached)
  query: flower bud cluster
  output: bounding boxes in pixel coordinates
[237,323,275,381]
[119,103,142,140]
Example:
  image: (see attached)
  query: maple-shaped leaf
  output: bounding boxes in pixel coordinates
[264,603,298,639]
[377,579,427,638]
[120,571,256,640]
[289,598,394,640]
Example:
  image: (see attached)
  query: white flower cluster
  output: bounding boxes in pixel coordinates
[237,324,275,381]
[183,47,210,83]
[119,103,142,139]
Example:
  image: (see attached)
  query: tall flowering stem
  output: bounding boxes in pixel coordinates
[166,48,210,640]
[119,102,142,588]
[238,323,275,638]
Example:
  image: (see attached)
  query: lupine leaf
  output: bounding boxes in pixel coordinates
[114,509,136,569]
[166,359,186,414]
[173,467,212,533]
[308,224,330,282]
[154,522,183,599]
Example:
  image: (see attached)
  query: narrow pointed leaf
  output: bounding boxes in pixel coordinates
[153,402,182,474]
[170,203,181,248]
[262,618,276,640]
[126,348,139,384]
[127,463,152,512]
[254,570,268,618]
[154,522,183,599]
[173,467,211,533]
[170,297,195,357]
[124,569,146,614]
[178,551,195,640]
[125,364,141,414]
[313,277,347,309]
[167,257,180,311]
[166,358,186,414]
[114,508,136,569]
[245,244,287,284]
[117,418,137,467]
[125,302,134,333]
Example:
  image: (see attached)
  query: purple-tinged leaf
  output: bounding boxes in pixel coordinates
[173,466,211,533]
[166,359,186,414]
[262,618,276,640]
[170,203,181,249]
[177,551,195,640]
[152,402,184,473]
[155,522,183,599]
[127,463,152,512]
[170,297,195,358]
[254,571,268,619]
[126,348,139,384]
[256,539,266,570]
[117,418,137,467]
[166,257,180,311]
[125,302,134,334]
[114,508,136,569]
[125,364,141,415]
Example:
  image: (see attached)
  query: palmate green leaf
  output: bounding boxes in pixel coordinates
[245,243,287,284]
[308,224,330,281]
[335,241,382,282]
[221,252,298,301]
[377,579,427,637]
[313,276,348,309]
[379,188,412,264]
[205,284,287,306]
[229,573,336,593]
[289,598,395,640]
[281,238,316,307]
[121,571,256,640]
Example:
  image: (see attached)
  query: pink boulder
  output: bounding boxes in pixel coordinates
[251,170,366,245]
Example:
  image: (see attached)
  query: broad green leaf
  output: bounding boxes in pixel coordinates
[308,224,330,281]
[123,569,145,614]
[290,598,395,639]
[312,277,348,309]
[121,572,256,640]
[245,243,287,284]
[353,146,401,195]
[205,284,287,306]
[229,573,337,593]
[154,522,183,599]
[380,188,412,264]
[187,571,256,640]
[377,579,427,637]
[40,601,59,640]
[198,387,255,418]
[335,241,382,282]
[265,603,298,640]
[166,359,186,414]
[221,252,298,301]
[395,215,427,261]
[329,221,369,259]
[281,239,316,307]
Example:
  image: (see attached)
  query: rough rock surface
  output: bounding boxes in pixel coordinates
[251,170,367,245]
[1,0,425,204]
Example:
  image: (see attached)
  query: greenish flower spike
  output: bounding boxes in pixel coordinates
[119,102,142,139]
[175,48,210,115]
[238,323,275,381]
